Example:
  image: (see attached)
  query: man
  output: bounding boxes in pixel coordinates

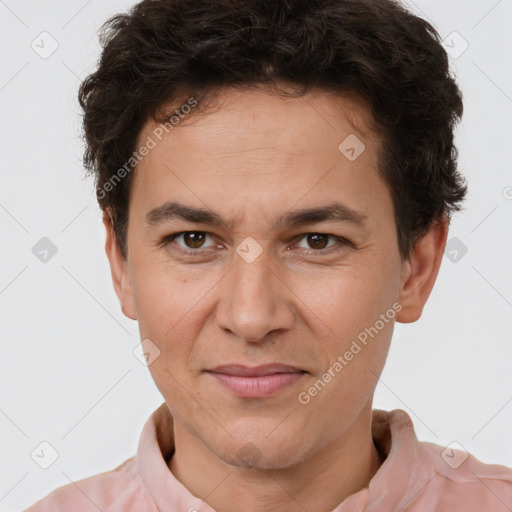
[25,0,512,510]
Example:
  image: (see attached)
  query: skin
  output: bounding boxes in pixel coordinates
[103,85,448,512]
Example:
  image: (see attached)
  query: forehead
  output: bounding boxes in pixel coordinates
[146,86,381,155]
[129,86,390,228]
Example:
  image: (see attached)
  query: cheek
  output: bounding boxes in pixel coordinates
[134,269,204,408]
[299,264,390,330]
[131,261,229,386]
[301,264,396,374]
[131,258,214,337]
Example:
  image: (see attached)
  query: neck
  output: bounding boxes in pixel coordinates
[169,403,383,512]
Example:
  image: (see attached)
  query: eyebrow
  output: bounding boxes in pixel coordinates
[145,201,368,230]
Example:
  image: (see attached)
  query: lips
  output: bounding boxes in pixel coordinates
[207,363,305,377]
[206,364,306,397]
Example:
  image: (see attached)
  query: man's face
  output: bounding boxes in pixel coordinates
[109,87,413,468]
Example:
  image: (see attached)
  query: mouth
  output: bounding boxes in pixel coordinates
[205,364,307,398]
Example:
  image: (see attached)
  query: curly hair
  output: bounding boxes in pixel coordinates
[78,0,468,262]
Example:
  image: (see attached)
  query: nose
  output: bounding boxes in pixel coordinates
[215,247,295,343]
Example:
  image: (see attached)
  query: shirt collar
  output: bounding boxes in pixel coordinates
[136,402,216,512]
[136,403,423,512]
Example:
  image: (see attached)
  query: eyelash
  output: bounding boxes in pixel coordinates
[160,231,351,256]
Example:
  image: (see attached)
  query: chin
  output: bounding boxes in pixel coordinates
[211,424,307,470]
[221,445,305,470]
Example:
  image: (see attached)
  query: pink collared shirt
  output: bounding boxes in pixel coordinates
[24,403,512,511]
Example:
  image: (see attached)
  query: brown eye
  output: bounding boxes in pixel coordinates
[293,233,349,253]
[306,233,329,249]
[164,231,216,252]
[182,232,207,248]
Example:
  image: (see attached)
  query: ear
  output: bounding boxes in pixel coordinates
[103,210,137,321]
[395,214,449,323]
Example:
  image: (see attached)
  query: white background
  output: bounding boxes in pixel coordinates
[1,0,511,510]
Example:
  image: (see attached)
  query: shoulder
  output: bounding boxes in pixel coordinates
[415,440,512,510]
[374,409,512,510]
[23,457,157,512]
